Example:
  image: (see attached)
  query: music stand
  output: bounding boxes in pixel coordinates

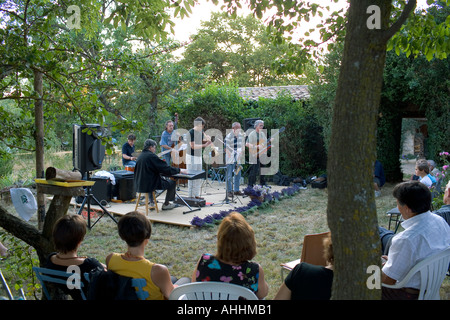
[76,172,118,229]
[222,165,244,205]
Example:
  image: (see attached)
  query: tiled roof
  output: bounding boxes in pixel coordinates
[238,85,310,101]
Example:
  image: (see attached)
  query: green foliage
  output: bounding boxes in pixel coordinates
[219,0,347,75]
[381,50,450,163]
[0,232,40,299]
[307,43,343,151]
[0,151,14,178]
[256,93,326,177]
[388,1,450,61]
[180,12,306,86]
[431,151,450,210]
[174,84,326,177]
[174,84,250,132]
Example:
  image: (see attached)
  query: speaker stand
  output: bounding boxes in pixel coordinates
[77,173,118,229]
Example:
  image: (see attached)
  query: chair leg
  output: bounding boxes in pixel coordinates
[135,192,158,216]
[145,193,149,216]
[135,193,141,211]
[152,192,159,213]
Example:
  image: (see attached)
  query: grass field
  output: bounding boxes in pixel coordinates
[0,153,448,300]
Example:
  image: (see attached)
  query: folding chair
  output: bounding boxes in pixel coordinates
[386,207,402,232]
[33,266,86,300]
[280,231,330,281]
[210,166,227,183]
[169,282,258,300]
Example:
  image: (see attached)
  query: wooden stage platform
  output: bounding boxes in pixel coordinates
[70,181,286,228]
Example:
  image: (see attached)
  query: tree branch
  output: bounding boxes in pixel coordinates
[0,204,48,253]
[381,0,417,43]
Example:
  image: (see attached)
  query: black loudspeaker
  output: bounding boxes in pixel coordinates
[73,124,106,174]
[90,176,112,204]
[243,118,261,131]
[111,170,135,201]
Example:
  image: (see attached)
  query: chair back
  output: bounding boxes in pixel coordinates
[33,266,86,300]
[383,247,450,300]
[300,231,330,266]
[169,282,258,300]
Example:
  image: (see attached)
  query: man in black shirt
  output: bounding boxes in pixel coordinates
[122,134,137,167]
[134,139,187,210]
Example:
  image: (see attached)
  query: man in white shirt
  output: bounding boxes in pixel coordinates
[381,181,450,300]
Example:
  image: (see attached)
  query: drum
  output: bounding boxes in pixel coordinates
[125,165,135,172]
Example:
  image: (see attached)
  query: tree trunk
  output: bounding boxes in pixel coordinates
[327,0,415,299]
[34,70,46,230]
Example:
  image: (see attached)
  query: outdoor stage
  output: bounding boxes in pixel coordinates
[70,179,287,228]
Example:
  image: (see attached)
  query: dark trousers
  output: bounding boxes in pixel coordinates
[378,226,395,255]
[160,178,176,204]
[248,159,265,187]
[382,287,419,300]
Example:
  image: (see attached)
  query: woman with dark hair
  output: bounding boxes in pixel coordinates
[274,233,334,300]
[192,212,269,299]
[45,214,104,300]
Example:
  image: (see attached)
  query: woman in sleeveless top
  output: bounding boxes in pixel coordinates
[106,211,190,300]
[192,212,268,299]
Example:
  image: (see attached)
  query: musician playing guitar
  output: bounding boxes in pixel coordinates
[159,120,176,164]
[246,119,267,187]
[225,122,244,197]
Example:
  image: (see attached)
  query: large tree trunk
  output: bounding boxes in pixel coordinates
[327,0,416,299]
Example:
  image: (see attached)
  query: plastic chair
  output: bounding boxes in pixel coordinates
[169,282,258,300]
[33,266,87,300]
[382,247,450,300]
[280,231,330,281]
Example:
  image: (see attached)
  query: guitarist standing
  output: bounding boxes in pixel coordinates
[246,120,267,187]
[159,120,176,164]
[225,122,245,197]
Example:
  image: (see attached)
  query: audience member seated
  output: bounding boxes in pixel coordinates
[374,159,385,197]
[106,211,190,300]
[274,233,334,300]
[191,212,269,299]
[381,181,450,300]
[45,214,105,300]
[122,133,137,167]
[427,159,440,178]
[415,159,436,187]
[434,180,450,225]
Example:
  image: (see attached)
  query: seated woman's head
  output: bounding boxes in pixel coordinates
[415,159,430,176]
[118,211,152,247]
[52,215,87,253]
[323,233,334,266]
[216,212,256,264]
